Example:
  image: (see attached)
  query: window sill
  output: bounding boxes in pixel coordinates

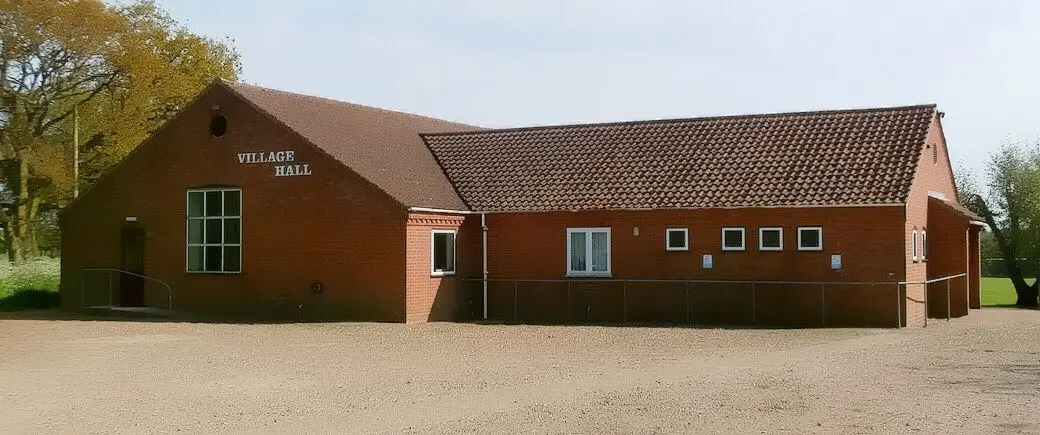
[186,270,241,275]
[566,273,612,278]
[665,247,689,252]
[797,247,824,251]
[721,247,746,252]
[431,271,456,277]
[759,247,783,252]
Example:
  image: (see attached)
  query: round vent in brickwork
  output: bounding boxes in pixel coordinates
[210,115,228,137]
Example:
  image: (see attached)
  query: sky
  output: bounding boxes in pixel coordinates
[149,0,1040,177]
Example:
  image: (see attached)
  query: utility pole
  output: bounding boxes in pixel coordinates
[73,105,79,199]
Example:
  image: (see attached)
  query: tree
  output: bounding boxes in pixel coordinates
[0,0,240,263]
[961,140,1040,307]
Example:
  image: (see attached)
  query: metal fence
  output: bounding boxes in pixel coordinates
[466,274,969,328]
[79,268,174,312]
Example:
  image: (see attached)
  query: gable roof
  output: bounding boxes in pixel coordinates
[423,105,939,212]
[223,81,476,210]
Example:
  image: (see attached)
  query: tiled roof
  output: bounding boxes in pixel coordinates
[423,105,938,212]
[225,81,477,209]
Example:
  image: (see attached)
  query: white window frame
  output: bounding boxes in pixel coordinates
[922,228,928,261]
[797,226,823,251]
[721,227,745,251]
[186,187,242,274]
[665,228,689,251]
[566,227,611,277]
[758,227,783,251]
[912,228,919,262]
[430,229,457,277]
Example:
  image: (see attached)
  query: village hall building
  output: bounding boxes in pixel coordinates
[60,79,984,327]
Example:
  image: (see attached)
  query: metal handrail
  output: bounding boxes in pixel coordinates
[465,273,973,328]
[80,268,174,312]
[465,277,902,286]
[899,273,968,285]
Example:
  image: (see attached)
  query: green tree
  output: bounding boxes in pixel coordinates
[962,140,1040,307]
[0,0,240,262]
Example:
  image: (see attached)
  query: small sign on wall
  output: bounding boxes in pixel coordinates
[702,254,713,269]
[831,254,842,270]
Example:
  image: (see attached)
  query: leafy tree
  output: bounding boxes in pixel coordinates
[961,140,1040,307]
[0,0,240,262]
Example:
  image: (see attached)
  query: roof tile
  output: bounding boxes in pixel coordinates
[423,105,937,212]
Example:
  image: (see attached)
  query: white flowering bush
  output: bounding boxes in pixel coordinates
[0,257,61,310]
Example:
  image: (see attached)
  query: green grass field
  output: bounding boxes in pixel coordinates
[0,257,61,311]
[981,277,1026,306]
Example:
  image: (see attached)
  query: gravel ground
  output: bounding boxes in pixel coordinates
[0,308,1037,434]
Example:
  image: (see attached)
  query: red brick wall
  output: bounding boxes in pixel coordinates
[926,198,970,318]
[476,206,906,326]
[60,83,410,322]
[405,212,484,323]
[969,226,981,309]
[903,115,959,326]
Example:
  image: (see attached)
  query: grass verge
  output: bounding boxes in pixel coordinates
[0,257,61,311]
[981,277,1025,307]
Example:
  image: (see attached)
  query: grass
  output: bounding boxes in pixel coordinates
[981,277,1025,307]
[0,257,61,311]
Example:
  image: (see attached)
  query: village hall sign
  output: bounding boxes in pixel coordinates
[236,150,312,177]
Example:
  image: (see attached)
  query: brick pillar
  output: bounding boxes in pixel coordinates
[969,226,981,309]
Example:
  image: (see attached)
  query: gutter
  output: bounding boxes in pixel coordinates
[407,206,474,215]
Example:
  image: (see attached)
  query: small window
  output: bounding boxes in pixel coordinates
[912,228,919,262]
[665,228,688,251]
[210,115,228,137]
[187,188,241,273]
[759,227,783,251]
[431,230,456,276]
[922,228,928,261]
[797,227,823,251]
[721,227,745,251]
[567,228,611,276]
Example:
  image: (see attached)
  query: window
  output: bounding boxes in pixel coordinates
[797,227,823,251]
[721,227,745,251]
[922,228,928,261]
[912,228,919,262]
[665,228,688,251]
[431,230,456,276]
[567,228,611,276]
[758,227,783,251]
[187,188,241,273]
[210,115,227,137]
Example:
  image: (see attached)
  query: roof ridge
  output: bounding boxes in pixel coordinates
[228,81,478,129]
[421,103,938,137]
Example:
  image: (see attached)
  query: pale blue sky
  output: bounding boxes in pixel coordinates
[150,0,1040,177]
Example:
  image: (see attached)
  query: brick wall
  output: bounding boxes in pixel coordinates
[926,198,970,318]
[404,212,483,323]
[902,115,959,326]
[475,206,906,327]
[60,83,410,322]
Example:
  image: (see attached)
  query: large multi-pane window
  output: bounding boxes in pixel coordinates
[567,228,611,276]
[187,188,242,273]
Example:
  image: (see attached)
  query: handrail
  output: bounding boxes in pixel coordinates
[899,273,967,285]
[80,268,174,312]
[464,278,901,286]
[464,273,973,328]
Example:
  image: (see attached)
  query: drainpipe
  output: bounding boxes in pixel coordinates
[481,212,488,320]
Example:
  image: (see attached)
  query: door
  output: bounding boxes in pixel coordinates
[120,227,146,307]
